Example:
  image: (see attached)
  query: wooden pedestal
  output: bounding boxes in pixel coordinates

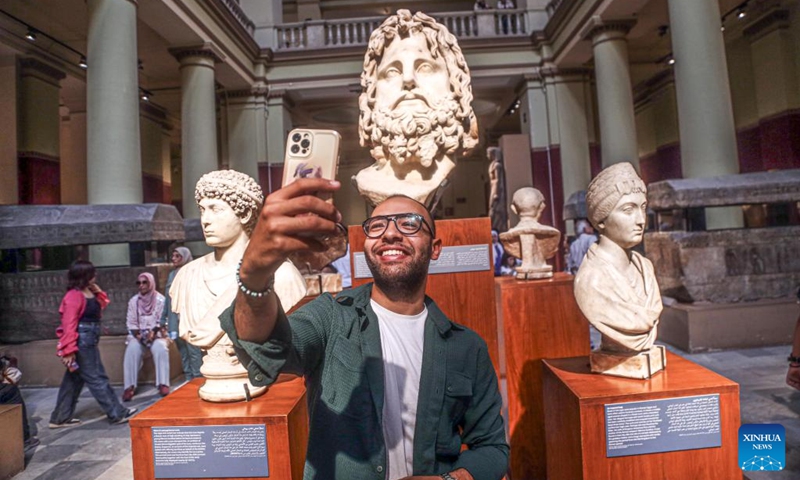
[0,404,24,480]
[542,352,741,480]
[496,274,590,480]
[350,217,500,371]
[130,377,308,480]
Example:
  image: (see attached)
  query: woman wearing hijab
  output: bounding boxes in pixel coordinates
[123,272,167,401]
[160,247,203,381]
[50,260,136,427]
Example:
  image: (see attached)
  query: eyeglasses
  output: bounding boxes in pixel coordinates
[135,280,150,286]
[362,213,434,238]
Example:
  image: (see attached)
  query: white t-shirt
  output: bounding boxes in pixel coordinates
[371,299,427,480]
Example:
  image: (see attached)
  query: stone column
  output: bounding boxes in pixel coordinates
[18,58,65,204]
[584,19,638,169]
[171,47,221,219]
[222,86,268,181]
[86,0,142,204]
[0,61,16,204]
[86,0,142,265]
[265,90,294,193]
[520,69,592,233]
[668,0,741,228]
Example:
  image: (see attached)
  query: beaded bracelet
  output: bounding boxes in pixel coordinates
[236,260,274,298]
[788,354,800,364]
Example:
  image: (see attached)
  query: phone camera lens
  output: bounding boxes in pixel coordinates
[292,133,301,142]
[300,139,311,149]
[290,144,300,154]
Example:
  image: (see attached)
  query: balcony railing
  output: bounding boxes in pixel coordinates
[275,10,528,52]
[219,0,255,35]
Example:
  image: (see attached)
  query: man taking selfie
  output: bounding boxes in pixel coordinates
[220,178,508,480]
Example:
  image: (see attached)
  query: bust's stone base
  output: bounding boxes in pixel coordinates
[590,345,666,379]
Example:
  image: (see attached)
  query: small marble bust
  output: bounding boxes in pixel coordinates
[170,169,307,402]
[355,9,479,207]
[574,162,665,379]
[499,187,561,280]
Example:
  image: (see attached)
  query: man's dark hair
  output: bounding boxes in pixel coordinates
[382,194,437,237]
[67,260,96,291]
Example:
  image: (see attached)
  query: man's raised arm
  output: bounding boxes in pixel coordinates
[234,178,341,343]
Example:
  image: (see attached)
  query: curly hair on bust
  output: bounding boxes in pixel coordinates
[194,170,264,235]
[358,9,478,155]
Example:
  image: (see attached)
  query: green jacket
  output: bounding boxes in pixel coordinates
[220,283,509,480]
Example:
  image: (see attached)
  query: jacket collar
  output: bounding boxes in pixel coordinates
[337,283,457,337]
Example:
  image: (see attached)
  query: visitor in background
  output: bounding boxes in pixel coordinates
[50,261,135,427]
[0,354,39,451]
[123,272,168,400]
[786,287,800,390]
[474,0,488,10]
[330,244,352,288]
[161,247,203,382]
[567,219,597,274]
[492,229,505,276]
[500,253,520,276]
[497,0,515,34]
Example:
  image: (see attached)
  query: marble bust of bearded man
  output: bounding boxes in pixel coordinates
[574,162,665,379]
[355,9,479,207]
[170,169,307,401]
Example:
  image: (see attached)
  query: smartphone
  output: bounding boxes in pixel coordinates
[282,129,341,197]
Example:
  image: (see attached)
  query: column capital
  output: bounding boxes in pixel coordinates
[19,57,66,87]
[169,43,226,64]
[581,16,636,43]
[743,8,789,43]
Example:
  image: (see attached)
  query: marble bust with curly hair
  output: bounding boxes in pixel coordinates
[170,169,307,401]
[355,9,479,207]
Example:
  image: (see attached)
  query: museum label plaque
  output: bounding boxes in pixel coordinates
[354,244,490,278]
[152,424,268,478]
[605,394,721,457]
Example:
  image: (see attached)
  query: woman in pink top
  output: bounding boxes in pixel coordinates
[49,260,136,427]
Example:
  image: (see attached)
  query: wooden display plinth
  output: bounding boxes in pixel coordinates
[0,404,24,480]
[350,217,500,371]
[496,274,590,480]
[130,377,308,480]
[542,352,741,480]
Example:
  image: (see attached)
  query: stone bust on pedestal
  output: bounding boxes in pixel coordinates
[170,170,307,402]
[355,9,479,207]
[573,162,665,379]
[499,187,560,280]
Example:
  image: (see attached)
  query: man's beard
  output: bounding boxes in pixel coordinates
[370,94,464,168]
[365,242,432,299]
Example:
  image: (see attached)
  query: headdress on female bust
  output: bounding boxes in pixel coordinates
[171,169,307,402]
[355,9,478,208]
[499,187,560,280]
[574,162,665,379]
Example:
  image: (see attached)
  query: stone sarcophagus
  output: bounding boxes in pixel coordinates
[0,204,185,343]
[644,169,800,304]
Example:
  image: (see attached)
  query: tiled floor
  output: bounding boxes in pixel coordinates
[12,344,800,480]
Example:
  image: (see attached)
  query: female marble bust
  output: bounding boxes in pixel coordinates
[574,162,665,379]
[170,170,307,401]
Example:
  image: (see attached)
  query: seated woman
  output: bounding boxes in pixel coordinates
[123,272,168,401]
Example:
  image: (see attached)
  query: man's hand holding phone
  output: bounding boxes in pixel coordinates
[238,178,342,294]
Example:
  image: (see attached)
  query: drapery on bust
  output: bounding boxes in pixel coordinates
[355,9,479,207]
[170,169,307,402]
[499,187,560,280]
[574,162,665,379]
